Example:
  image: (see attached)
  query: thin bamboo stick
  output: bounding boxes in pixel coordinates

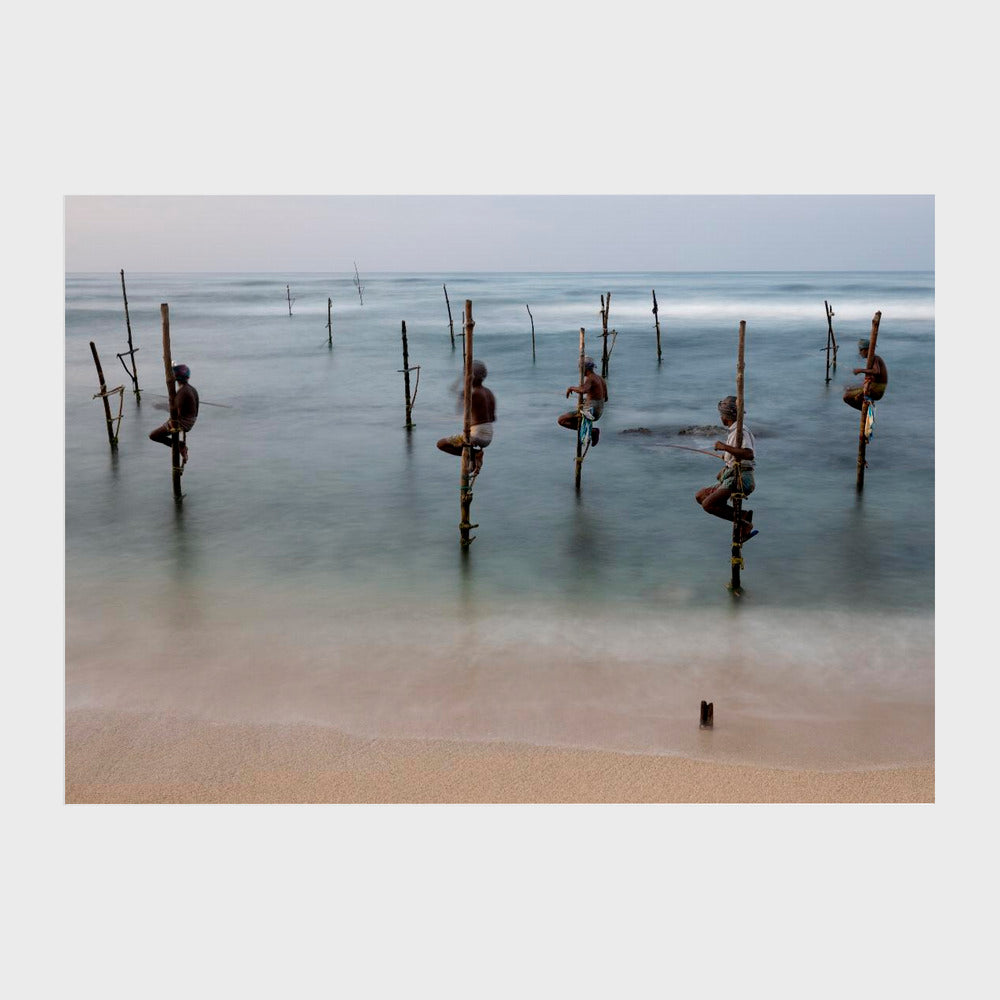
[459,301,476,547]
[116,269,141,399]
[856,311,882,492]
[286,284,293,316]
[527,304,535,360]
[653,289,662,362]
[327,297,333,346]
[401,320,415,429]
[354,262,364,305]
[90,341,118,450]
[824,300,837,383]
[575,327,586,491]
[730,321,747,593]
[444,284,455,348]
[161,304,183,502]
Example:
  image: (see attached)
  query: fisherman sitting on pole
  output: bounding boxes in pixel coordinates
[842,338,888,410]
[558,356,607,445]
[436,360,496,474]
[694,396,757,543]
[149,364,199,465]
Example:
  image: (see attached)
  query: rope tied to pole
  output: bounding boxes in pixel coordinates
[92,384,125,438]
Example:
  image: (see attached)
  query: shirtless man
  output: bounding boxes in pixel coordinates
[694,395,757,543]
[843,338,888,411]
[437,359,496,473]
[558,357,608,445]
[149,364,199,464]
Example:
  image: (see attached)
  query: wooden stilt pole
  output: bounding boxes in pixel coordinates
[286,284,293,316]
[161,304,183,502]
[116,269,141,400]
[90,341,119,450]
[699,700,714,729]
[326,297,333,346]
[730,321,747,593]
[400,320,415,430]
[653,289,662,363]
[575,327,586,492]
[824,300,838,383]
[459,301,477,548]
[527,304,535,360]
[600,292,611,380]
[444,283,455,349]
[354,262,364,305]
[856,311,882,492]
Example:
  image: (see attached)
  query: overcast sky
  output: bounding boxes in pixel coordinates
[64,195,933,273]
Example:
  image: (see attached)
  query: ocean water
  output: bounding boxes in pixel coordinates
[65,271,934,769]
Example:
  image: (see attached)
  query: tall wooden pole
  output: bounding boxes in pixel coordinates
[90,341,118,450]
[401,320,415,429]
[444,283,455,348]
[527,304,535,360]
[286,284,293,316]
[652,289,662,362]
[600,292,611,379]
[327,297,333,346]
[730,321,747,593]
[459,301,476,547]
[117,269,141,400]
[575,327,586,492]
[824,300,838,383]
[856,311,882,492]
[161,304,183,502]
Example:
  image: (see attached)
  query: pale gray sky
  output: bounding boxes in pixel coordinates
[64,195,933,272]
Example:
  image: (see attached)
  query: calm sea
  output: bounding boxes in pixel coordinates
[65,271,934,769]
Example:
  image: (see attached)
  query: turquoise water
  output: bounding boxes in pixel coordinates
[65,271,934,768]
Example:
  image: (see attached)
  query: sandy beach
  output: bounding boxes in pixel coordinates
[66,709,933,804]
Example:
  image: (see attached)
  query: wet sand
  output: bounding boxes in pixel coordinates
[66,709,933,804]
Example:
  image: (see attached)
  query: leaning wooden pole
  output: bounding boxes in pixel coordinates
[161,304,183,502]
[459,301,477,548]
[90,341,118,450]
[575,327,586,492]
[730,321,747,593]
[652,289,662,363]
[824,300,838,383]
[326,297,333,346]
[856,311,882,493]
[444,283,455,348]
[117,269,141,400]
[527,304,535,360]
[286,284,293,316]
[400,320,415,430]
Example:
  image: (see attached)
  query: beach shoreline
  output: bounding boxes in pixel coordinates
[66,709,934,804]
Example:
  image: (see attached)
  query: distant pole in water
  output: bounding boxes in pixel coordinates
[326,297,333,346]
[443,283,455,349]
[526,304,535,360]
[856,311,881,493]
[286,284,294,316]
[729,321,747,594]
[459,301,477,548]
[116,269,141,401]
[160,303,184,503]
[575,327,586,492]
[600,292,611,382]
[354,262,364,305]
[652,289,663,363]
[824,300,838,383]
[399,320,419,430]
[90,341,122,450]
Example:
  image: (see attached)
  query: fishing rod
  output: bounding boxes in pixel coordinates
[145,392,233,409]
[662,443,726,460]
